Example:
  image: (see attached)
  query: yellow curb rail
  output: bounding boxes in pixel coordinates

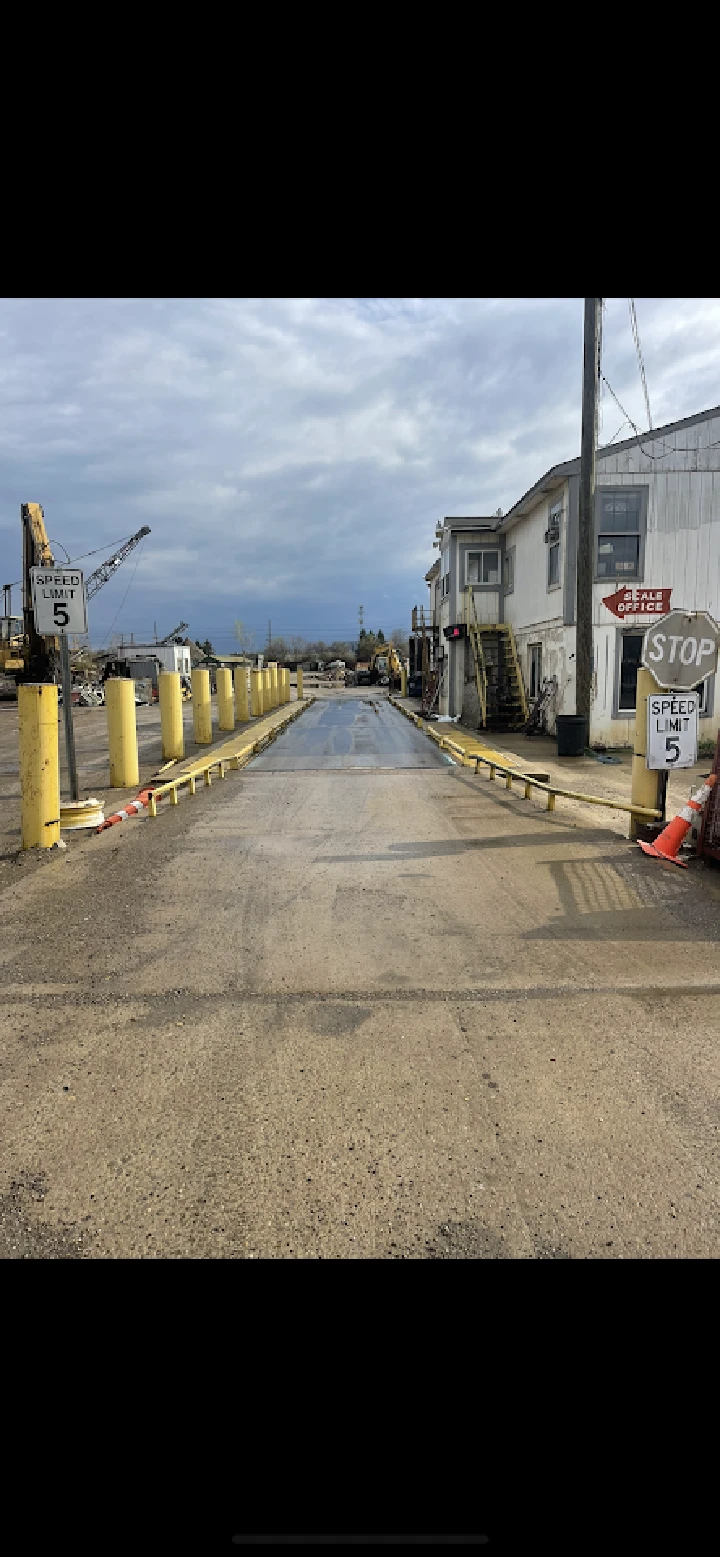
[146,697,316,818]
[388,696,662,822]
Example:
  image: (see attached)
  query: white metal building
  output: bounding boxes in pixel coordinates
[427,405,720,745]
[114,642,191,676]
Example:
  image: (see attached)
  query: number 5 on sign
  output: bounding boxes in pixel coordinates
[647,693,699,769]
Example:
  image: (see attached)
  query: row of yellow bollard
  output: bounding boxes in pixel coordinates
[18,662,300,848]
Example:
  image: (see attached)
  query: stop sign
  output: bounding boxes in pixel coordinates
[642,610,719,690]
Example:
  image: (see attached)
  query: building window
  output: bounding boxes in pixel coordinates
[442,570,450,597]
[528,643,542,701]
[467,550,500,585]
[597,491,642,578]
[618,633,643,712]
[547,499,561,589]
[503,548,515,593]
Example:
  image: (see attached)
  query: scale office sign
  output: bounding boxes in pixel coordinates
[30,568,88,636]
[646,691,699,769]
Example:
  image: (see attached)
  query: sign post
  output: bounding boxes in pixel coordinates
[630,609,719,844]
[30,567,88,803]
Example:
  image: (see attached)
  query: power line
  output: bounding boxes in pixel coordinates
[96,538,146,652]
[628,298,652,430]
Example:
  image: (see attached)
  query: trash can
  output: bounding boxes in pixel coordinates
[555,715,587,756]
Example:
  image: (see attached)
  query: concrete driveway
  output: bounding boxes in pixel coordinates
[0,692,717,1258]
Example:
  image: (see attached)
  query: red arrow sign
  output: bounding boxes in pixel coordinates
[602,587,672,618]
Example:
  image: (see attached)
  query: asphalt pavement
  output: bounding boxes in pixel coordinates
[0,691,717,1258]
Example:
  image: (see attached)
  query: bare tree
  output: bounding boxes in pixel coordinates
[234,619,256,654]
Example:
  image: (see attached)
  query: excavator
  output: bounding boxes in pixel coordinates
[1,508,151,692]
[365,642,404,689]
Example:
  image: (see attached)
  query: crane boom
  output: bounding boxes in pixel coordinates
[85,526,151,600]
[157,621,188,645]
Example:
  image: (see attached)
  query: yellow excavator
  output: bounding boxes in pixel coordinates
[1,504,57,685]
[368,642,404,688]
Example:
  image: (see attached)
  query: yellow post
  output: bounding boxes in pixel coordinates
[192,668,212,744]
[159,672,184,761]
[268,662,279,709]
[400,666,407,697]
[235,666,249,722]
[251,668,264,717]
[263,667,272,711]
[296,666,303,701]
[216,666,235,731]
[630,667,661,841]
[105,678,139,788]
[18,683,60,848]
[283,668,291,704]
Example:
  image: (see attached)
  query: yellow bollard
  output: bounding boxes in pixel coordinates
[251,668,264,717]
[629,667,662,841]
[217,666,235,731]
[106,678,140,788]
[159,672,184,761]
[18,683,60,848]
[263,667,272,711]
[283,668,291,705]
[268,662,279,710]
[191,669,212,744]
[296,666,303,701]
[400,667,407,697]
[235,666,249,722]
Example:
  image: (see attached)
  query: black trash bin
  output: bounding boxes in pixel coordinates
[555,715,587,756]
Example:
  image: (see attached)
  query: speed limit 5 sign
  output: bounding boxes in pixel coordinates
[30,568,88,636]
[647,691,699,770]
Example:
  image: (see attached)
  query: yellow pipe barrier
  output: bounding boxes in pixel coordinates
[263,667,272,711]
[297,666,303,700]
[283,668,291,705]
[630,667,662,841]
[18,682,60,848]
[217,666,235,731]
[235,666,249,722]
[192,668,212,744]
[400,666,407,696]
[159,672,184,761]
[268,662,279,710]
[146,697,317,817]
[387,694,661,822]
[250,668,263,717]
[106,678,140,788]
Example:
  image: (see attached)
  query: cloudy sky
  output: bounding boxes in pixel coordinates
[1,297,719,652]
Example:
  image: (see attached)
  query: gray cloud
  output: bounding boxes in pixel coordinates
[1,297,717,649]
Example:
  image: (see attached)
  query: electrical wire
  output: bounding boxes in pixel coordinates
[628,298,653,430]
[599,374,720,458]
[2,533,140,593]
[96,539,146,652]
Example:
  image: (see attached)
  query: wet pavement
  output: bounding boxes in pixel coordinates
[249,692,450,771]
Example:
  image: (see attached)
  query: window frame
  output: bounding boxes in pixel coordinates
[613,628,645,717]
[595,486,648,584]
[528,642,542,701]
[466,549,501,588]
[546,498,562,592]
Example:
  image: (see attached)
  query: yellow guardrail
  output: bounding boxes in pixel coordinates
[388,697,661,822]
[146,697,316,817]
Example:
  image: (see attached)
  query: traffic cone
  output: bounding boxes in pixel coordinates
[638,774,716,867]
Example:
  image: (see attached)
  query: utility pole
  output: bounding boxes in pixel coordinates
[576,298,602,742]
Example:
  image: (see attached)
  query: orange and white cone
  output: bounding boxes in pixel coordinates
[638,774,716,867]
[96,786,156,833]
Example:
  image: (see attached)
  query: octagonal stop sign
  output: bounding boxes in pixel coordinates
[642,610,720,690]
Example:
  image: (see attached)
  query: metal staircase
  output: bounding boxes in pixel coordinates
[463,588,528,731]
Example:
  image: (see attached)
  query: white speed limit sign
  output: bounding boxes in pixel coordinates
[647,691,699,769]
[30,568,88,636]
